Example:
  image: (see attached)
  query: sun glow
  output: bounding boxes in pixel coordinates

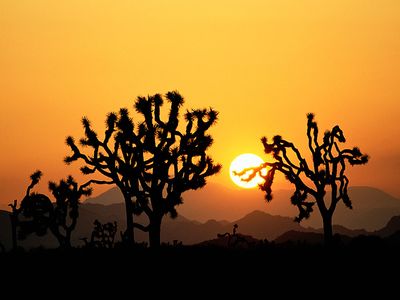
[229,153,266,189]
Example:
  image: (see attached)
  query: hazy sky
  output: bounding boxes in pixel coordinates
[1,1,399,209]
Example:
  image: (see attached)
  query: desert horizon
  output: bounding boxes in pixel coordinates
[1,3,400,286]
[1,1,400,207]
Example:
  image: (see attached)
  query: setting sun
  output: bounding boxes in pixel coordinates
[229,153,265,189]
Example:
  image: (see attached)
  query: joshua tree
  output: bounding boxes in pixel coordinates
[48,176,92,248]
[237,114,368,245]
[65,91,221,247]
[217,224,251,248]
[9,171,93,250]
[9,171,53,250]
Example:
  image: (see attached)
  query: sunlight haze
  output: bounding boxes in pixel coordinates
[1,0,399,209]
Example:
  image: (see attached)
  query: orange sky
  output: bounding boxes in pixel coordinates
[1,1,399,209]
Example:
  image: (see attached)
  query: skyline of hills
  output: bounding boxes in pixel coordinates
[1,183,399,251]
[86,183,400,231]
[1,200,400,251]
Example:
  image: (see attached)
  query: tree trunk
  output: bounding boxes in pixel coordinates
[322,213,333,246]
[118,195,135,247]
[124,196,135,246]
[50,227,70,249]
[149,216,162,248]
[64,230,72,248]
[125,202,135,246]
[65,215,78,249]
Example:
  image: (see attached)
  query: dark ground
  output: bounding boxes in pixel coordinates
[1,239,399,296]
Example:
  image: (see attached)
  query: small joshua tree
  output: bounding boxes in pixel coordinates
[65,91,221,247]
[237,114,368,245]
[9,171,53,250]
[9,171,93,250]
[48,176,92,248]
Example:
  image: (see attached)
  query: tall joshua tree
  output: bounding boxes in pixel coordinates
[237,114,368,245]
[65,91,221,247]
[48,176,92,248]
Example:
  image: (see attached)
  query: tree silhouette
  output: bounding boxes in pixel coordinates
[9,171,93,250]
[65,91,221,247]
[236,113,368,245]
[9,171,53,250]
[217,224,249,247]
[48,176,92,248]
[81,220,118,249]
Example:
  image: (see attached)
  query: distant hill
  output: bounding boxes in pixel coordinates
[303,186,400,231]
[274,230,325,245]
[273,214,400,245]
[232,210,308,240]
[85,188,124,205]
[197,233,260,248]
[0,206,312,251]
[85,184,400,231]
[330,225,368,237]
[273,225,370,245]
[84,183,298,221]
[2,200,400,251]
[374,216,400,237]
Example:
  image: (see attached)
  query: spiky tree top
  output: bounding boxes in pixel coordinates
[65,91,221,219]
[237,113,368,222]
[19,170,52,221]
[49,176,92,230]
[9,171,53,239]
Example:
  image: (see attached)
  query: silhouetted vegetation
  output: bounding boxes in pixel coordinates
[217,224,252,248]
[48,176,92,248]
[2,233,400,280]
[9,171,53,250]
[236,113,369,245]
[65,91,221,247]
[1,91,385,277]
[8,171,93,250]
[81,220,118,248]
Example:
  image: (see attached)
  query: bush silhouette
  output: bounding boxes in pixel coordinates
[65,91,221,247]
[235,113,368,245]
[81,220,118,249]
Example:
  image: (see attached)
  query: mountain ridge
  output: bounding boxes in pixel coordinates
[1,184,400,251]
[85,184,400,230]
[1,205,400,251]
